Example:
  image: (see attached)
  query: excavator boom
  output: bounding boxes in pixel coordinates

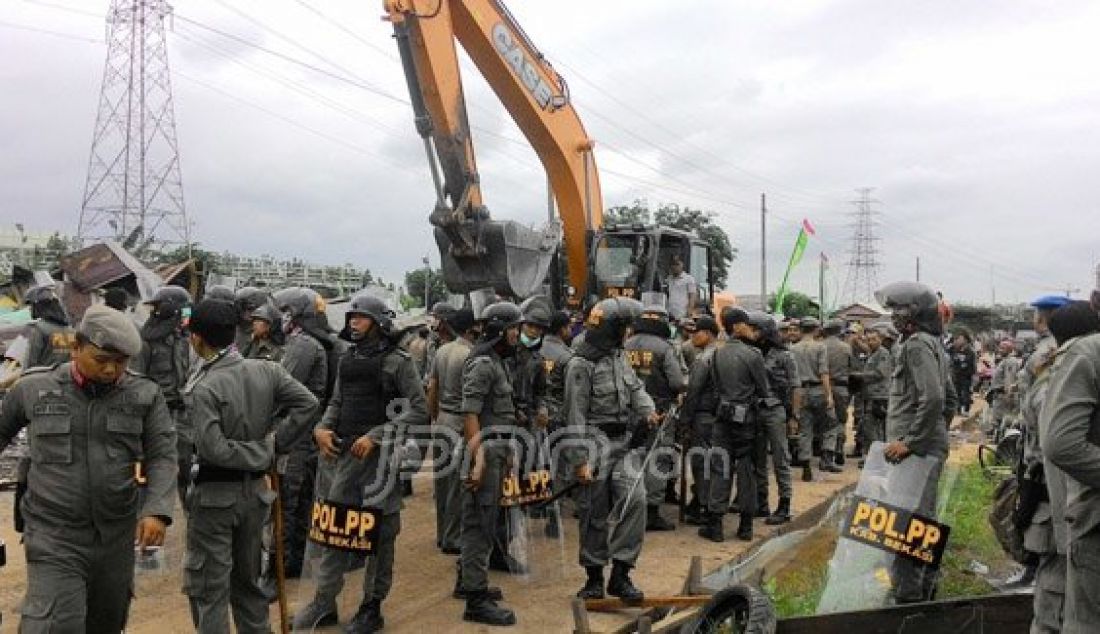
[386,0,601,299]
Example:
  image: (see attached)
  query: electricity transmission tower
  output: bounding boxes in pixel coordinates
[840,187,882,306]
[77,0,189,251]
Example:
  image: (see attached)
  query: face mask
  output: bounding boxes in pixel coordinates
[520,332,541,348]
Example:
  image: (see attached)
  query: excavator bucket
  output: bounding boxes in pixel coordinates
[434,219,561,299]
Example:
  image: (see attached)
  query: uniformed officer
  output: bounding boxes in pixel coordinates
[21,284,74,370]
[272,287,331,579]
[205,284,236,302]
[540,310,575,539]
[682,307,769,542]
[625,292,687,531]
[424,301,458,383]
[747,312,800,525]
[426,308,477,555]
[1040,301,1100,634]
[1019,301,1089,632]
[233,286,271,355]
[790,317,840,480]
[245,303,284,362]
[822,319,854,465]
[683,315,720,522]
[852,324,894,463]
[566,297,658,603]
[874,281,950,605]
[132,285,193,503]
[181,299,318,632]
[292,293,427,632]
[847,327,870,459]
[0,305,177,632]
[455,302,523,625]
[989,339,1023,436]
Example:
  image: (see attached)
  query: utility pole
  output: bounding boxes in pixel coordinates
[760,193,767,311]
[819,253,826,320]
[916,256,921,282]
[78,0,189,251]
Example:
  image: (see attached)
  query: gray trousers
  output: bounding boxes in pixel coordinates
[831,386,850,454]
[184,479,273,634]
[578,438,646,568]
[19,522,134,633]
[890,458,943,603]
[1065,525,1100,634]
[311,451,401,607]
[754,405,793,503]
[643,422,677,507]
[281,446,316,573]
[799,387,838,462]
[863,398,888,445]
[691,417,755,516]
[460,441,510,591]
[1032,553,1066,634]
[174,407,194,506]
[434,414,464,551]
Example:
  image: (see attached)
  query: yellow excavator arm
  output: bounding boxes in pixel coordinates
[385,0,602,299]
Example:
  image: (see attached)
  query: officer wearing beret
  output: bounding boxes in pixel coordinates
[790,317,840,479]
[0,305,178,632]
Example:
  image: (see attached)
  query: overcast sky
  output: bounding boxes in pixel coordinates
[3,0,1099,304]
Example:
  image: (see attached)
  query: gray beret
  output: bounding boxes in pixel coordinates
[78,305,143,356]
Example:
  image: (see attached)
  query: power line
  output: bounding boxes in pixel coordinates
[0,18,98,43]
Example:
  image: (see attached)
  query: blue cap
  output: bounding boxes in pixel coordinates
[1030,295,1072,310]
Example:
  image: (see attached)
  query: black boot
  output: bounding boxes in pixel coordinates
[802,463,814,482]
[488,548,528,575]
[685,498,705,525]
[698,512,724,543]
[463,590,517,626]
[835,451,846,467]
[345,599,384,634]
[401,479,413,497]
[453,576,504,600]
[736,512,754,541]
[756,493,771,518]
[291,600,338,629]
[848,441,863,458]
[577,566,605,600]
[544,509,561,539]
[607,560,644,604]
[820,452,843,474]
[646,505,675,531]
[765,497,791,525]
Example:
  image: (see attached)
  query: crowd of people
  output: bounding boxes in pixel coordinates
[1,278,1098,633]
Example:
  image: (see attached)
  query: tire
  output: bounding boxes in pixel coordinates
[685,584,776,634]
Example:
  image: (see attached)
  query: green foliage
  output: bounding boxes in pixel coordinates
[154,243,222,275]
[769,291,819,318]
[604,199,737,288]
[404,267,448,308]
[936,460,1008,599]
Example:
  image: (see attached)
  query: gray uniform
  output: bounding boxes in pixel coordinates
[183,352,318,633]
[431,337,474,552]
[22,320,74,369]
[858,346,894,445]
[460,349,520,592]
[790,338,836,462]
[278,329,328,574]
[625,331,688,506]
[756,346,799,504]
[991,354,1023,432]
[565,349,655,568]
[885,331,949,603]
[682,340,769,516]
[132,324,192,500]
[1042,333,1100,634]
[540,335,573,426]
[1020,356,1065,634]
[308,338,426,613]
[245,337,283,363]
[824,336,854,454]
[0,364,177,633]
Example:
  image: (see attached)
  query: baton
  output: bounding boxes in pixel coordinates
[269,467,290,634]
[532,480,582,509]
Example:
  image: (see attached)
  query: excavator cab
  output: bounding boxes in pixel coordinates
[588,225,713,307]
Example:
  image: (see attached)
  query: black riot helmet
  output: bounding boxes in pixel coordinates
[478,301,522,347]
[585,297,643,350]
[273,287,322,322]
[25,284,69,326]
[519,295,553,330]
[205,285,235,302]
[345,292,395,335]
[250,303,280,325]
[146,285,192,319]
[874,281,942,336]
[235,286,270,315]
[748,311,783,348]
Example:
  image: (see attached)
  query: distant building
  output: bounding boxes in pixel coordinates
[833,301,886,326]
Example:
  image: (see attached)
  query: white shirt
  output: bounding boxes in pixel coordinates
[667,272,697,319]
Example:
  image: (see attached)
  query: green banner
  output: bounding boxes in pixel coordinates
[774,219,815,316]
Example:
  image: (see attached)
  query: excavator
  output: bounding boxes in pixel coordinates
[384,0,714,308]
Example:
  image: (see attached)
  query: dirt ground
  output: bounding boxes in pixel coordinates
[0,447,870,632]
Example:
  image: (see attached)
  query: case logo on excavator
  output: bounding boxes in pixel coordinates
[492,23,554,110]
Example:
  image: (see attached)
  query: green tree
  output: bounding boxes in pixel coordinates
[404,267,448,308]
[769,291,819,318]
[604,199,737,288]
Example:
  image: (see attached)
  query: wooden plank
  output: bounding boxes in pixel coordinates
[585,596,713,613]
[776,593,1033,634]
